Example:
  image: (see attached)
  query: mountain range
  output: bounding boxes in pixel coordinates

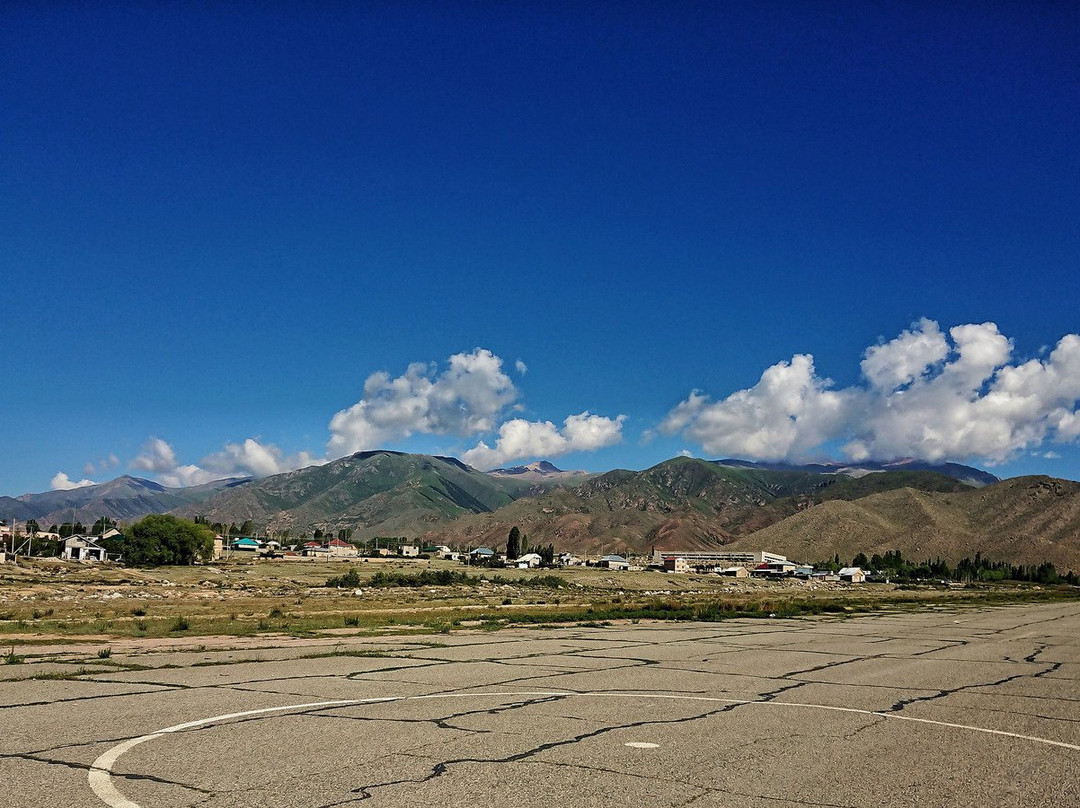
[0,475,247,528]
[5,452,1077,571]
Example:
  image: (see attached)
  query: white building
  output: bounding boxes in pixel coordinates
[838,567,867,583]
[663,557,691,573]
[61,535,108,562]
[510,552,543,569]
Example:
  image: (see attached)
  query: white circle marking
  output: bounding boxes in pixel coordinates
[89,691,1080,808]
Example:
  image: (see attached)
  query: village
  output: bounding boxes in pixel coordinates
[0,521,870,584]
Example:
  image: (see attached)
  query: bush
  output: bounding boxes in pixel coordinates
[367,569,476,588]
[170,616,190,632]
[326,568,362,588]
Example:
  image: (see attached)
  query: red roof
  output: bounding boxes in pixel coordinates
[304,541,321,547]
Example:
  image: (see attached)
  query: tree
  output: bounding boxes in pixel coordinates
[239,520,255,537]
[25,520,40,537]
[92,517,116,536]
[852,552,869,568]
[539,543,555,566]
[115,514,215,567]
[506,526,521,559]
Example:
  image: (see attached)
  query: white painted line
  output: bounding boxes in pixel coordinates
[625,742,660,749]
[88,691,1080,808]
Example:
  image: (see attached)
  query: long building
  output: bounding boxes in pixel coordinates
[651,549,788,568]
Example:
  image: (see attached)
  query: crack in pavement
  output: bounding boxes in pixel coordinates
[1,750,211,794]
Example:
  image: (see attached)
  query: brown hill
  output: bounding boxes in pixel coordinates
[730,476,1080,570]
[423,457,972,556]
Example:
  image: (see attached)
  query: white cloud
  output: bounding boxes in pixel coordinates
[132,438,178,474]
[860,318,949,391]
[133,437,321,488]
[515,359,528,374]
[327,348,519,457]
[662,320,1080,466]
[51,472,96,490]
[83,462,96,476]
[199,439,321,479]
[462,411,625,470]
[659,355,854,460]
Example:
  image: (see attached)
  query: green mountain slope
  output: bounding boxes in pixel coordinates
[176,450,553,538]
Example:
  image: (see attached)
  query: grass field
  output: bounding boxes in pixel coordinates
[1,556,1077,644]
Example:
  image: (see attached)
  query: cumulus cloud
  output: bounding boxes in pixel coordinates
[515,359,528,374]
[659,355,854,460]
[462,411,626,470]
[661,320,1080,466]
[50,472,97,490]
[132,438,178,474]
[327,349,519,457]
[133,437,321,488]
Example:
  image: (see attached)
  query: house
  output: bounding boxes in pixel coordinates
[302,541,330,558]
[327,539,358,558]
[558,552,584,566]
[751,560,798,577]
[663,556,691,573]
[231,537,260,552]
[398,544,420,558]
[61,535,108,562]
[510,552,543,569]
[423,545,453,558]
[839,567,867,583]
[468,547,496,564]
[718,566,749,578]
[599,554,630,571]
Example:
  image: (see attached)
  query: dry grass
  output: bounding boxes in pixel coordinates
[0,556,1075,641]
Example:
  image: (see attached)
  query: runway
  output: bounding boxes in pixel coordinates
[3,603,1078,807]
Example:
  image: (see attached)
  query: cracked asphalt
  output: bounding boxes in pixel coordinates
[2,602,1078,807]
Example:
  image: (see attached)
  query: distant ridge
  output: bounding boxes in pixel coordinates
[713,458,999,488]
[3,475,249,526]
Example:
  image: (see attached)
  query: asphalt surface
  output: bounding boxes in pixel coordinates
[2,602,1078,807]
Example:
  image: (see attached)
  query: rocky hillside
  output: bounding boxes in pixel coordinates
[422,457,972,555]
[725,476,1080,570]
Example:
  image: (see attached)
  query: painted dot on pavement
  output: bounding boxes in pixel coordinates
[625,742,660,749]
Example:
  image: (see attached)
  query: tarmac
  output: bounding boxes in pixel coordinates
[1,602,1078,807]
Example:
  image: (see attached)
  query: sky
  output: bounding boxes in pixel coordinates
[2,3,1079,495]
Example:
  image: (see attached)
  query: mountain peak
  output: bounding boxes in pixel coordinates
[489,460,563,475]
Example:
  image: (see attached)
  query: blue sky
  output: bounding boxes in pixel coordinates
[3,3,1079,495]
